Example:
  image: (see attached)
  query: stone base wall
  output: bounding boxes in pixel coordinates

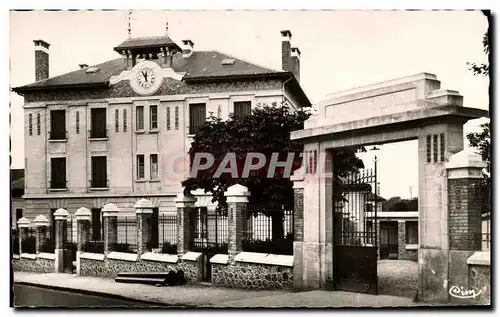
[12,257,55,273]
[468,265,490,305]
[212,262,293,290]
[79,257,200,284]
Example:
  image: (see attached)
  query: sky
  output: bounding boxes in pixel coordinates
[9,10,489,200]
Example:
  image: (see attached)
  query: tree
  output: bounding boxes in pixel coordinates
[182,102,365,241]
[465,10,491,214]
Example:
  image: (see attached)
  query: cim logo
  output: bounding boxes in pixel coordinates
[449,285,483,299]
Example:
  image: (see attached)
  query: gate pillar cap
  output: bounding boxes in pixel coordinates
[54,208,69,220]
[175,192,196,208]
[224,184,250,197]
[34,215,49,226]
[135,198,154,214]
[75,207,92,220]
[103,203,120,217]
[17,217,31,228]
[445,148,487,170]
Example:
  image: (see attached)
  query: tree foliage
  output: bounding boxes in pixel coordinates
[382,196,418,211]
[182,102,365,223]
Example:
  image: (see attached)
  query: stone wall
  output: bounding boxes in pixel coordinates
[397,221,418,261]
[212,262,293,290]
[468,264,490,305]
[12,257,55,273]
[79,257,200,284]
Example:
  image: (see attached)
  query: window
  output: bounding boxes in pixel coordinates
[166,107,171,130]
[150,154,158,179]
[91,156,107,188]
[28,114,33,136]
[123,109,127,132]
[76,111,80,134]
[50,110,66,140]
[233,101,251,120]
[115,109,119,133]
[174,106,179,130]
[50,157,66,189]
[91,208,103,241]
[36,113,41,135]
[405,221,418,244]
[136,106,144,130]
[189,103,206,134]
[90,108,107,138]
[137,154,145,179]
[150,105,158,130]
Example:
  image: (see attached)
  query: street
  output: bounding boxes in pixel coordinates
[13,284,160,307]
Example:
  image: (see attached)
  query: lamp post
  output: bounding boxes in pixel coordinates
[370,145,380,252]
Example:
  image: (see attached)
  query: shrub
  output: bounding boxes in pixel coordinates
[161,242,177,254]
[242,236,293,255]
[112,243,135,254]
[82,241,104,254]
[21,236,36,254]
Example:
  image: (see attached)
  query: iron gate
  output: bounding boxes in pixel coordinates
[333,168,379,294]
[189,207,228,282]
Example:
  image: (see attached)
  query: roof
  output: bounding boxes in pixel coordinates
[114,36,181,51]
[13,50,311,106]
[11,169,24,191]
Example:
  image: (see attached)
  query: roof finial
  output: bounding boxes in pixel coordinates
[127,10,132,38]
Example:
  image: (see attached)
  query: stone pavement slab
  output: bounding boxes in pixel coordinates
[209,290,416,308]
[13,272,289,307]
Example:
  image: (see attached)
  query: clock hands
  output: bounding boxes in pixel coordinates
[142,70,148,82]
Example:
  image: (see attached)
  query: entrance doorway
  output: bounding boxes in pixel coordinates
[380,221,399,259]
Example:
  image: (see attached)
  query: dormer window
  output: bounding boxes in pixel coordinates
[221,58,235,66]
[86,66,100,73]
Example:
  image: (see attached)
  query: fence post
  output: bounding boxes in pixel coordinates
[54,208,68,273]
[135,199,154,255]
[103,203,119,254]
[175,193,197,258]
[34,215,49,254]
[225,184,250,263]
[17,217,31,254]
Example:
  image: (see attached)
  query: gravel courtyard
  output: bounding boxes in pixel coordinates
[378,260,418,299]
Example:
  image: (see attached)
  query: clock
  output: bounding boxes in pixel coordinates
[130,61,163,95]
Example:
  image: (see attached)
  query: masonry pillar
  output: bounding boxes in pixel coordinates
[397,220,406,260]
[34,215,49,254]
[53,208,68,273]
[75,207,91,275]
[294,144,334,290]
[224,184,250,263]
[135,199,154,255]
[102,203,119,254]
[175,193,197,258]
[416,121,465,303]
[291,172,305,289]
[17,217,30,254]
[446,149,487,304]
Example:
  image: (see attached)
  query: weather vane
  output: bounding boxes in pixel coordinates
[165,15,169,36]
[127,10,132,38]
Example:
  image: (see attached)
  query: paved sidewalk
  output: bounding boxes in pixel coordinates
[14,272,417,307]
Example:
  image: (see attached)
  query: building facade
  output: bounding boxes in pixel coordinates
[13,30,311,241]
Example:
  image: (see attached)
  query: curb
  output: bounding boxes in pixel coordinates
[14,281,197,308]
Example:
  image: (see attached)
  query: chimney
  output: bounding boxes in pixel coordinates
[291,47,301,83]
[182,40,194,58]
[79,63,88,69]
[280,30,292,73]
[34,39,50,81]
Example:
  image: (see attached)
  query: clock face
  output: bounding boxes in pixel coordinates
[136,68,156,89]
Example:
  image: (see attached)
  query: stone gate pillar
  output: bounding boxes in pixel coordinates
[17,217,30,254]
[34,215,49,254]
[291,172,304,288]
[76,207,91,276]
[103,203,119,254]
[54,208,68,273]
[175,193,196,258]
[446,149,487,303]
[225,184,250,263]
[135,198,154,255]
